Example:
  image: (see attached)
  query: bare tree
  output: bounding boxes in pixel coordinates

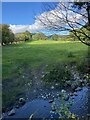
[37,2,90,46]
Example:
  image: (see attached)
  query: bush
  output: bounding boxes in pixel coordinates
[42,64,71,86]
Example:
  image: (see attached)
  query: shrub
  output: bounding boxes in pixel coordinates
[42,64,71,86]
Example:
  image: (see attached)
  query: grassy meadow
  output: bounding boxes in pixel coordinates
[2,40,88,109]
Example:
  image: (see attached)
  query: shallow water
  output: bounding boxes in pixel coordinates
[2,87,90,120]
[70,87,89,117]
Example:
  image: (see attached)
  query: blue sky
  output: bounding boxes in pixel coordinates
[2,2,43,24]
[2,2,69,35]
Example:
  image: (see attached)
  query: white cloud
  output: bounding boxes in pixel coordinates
[10,22,44,33]
[10,2,87,33]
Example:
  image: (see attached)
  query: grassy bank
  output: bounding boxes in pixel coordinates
[2,40,88,109]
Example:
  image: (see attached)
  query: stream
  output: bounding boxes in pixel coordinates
[2,86,90,120]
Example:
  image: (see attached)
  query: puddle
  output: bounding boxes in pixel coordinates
[2,87,90,119]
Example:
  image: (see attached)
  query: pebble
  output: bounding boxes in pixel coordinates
[64,95,69,101]
[75,87,82,91]
[57,93,59,97]
[52,108,56,111]
[19,98,26,105]
[55,83,58,86]
[87,114,90,117]
[15,105,19,109]
[74,92,78,96]
[46,94,49,98]
[8,109,15,116]
[51,86,54,89]
[33,90,36,93]
[49,100,54,103]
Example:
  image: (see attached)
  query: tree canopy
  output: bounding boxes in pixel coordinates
[37,2,90,46]
[32,32,47,40]
[15,31,32,42]
[1,24,15,45]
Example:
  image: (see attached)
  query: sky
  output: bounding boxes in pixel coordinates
[2,2,69,35]
[2,2,43,25]
[2,2,86,35]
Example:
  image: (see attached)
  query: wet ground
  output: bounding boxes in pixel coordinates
[2,65,90,119]
[2,87,90,120]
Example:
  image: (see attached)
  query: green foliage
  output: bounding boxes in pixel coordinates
[0,25,2,45]
[70,27,90,45]
[1,24,15,45]
[32,32,47,40]
[51,90,75,119]
[15,31,32,42]
[42,64,71,86]
[51,34,59,41]
[23,31,32,41]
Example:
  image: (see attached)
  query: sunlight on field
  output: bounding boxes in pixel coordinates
[26,40,80,45]
[2,40,88,79]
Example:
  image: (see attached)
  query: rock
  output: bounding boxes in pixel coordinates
[15,105,19,108]
[71,84,78,91]
[56,93,60,97]
[29,114,34,119]
[41,95,44,98]
[33,90,36,93]
[69,93,74,96]
[8,109,15,116]
[75,87,82,92]
[87,83,90,87]
[49,100,54,103]
[48,93,51,96]
[19,98,26,105]
[43,96,46,100]
[42,95,46,99]
[52,96,55,98]
[35,77,37,79]
[61,89,66,93]
[74,92,78,96]
[46,94,49,98]
[83,79,87,84]
[64,95,69,101]
[65,81,71,86]
[27,83,31,86]
[55,83,59,86]
[87,113,90,116]
[52,108,56,111]
[71,96,75,99]
[51,86,54,89]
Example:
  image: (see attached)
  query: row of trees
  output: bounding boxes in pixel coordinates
[0,24,32,45]
[0,24,50,45]
[0,23,87,45]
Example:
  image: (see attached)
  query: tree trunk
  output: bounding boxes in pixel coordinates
[86,2,90,26]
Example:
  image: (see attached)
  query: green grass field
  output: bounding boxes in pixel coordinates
[2,40,88,79]
[2,40,88,109]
